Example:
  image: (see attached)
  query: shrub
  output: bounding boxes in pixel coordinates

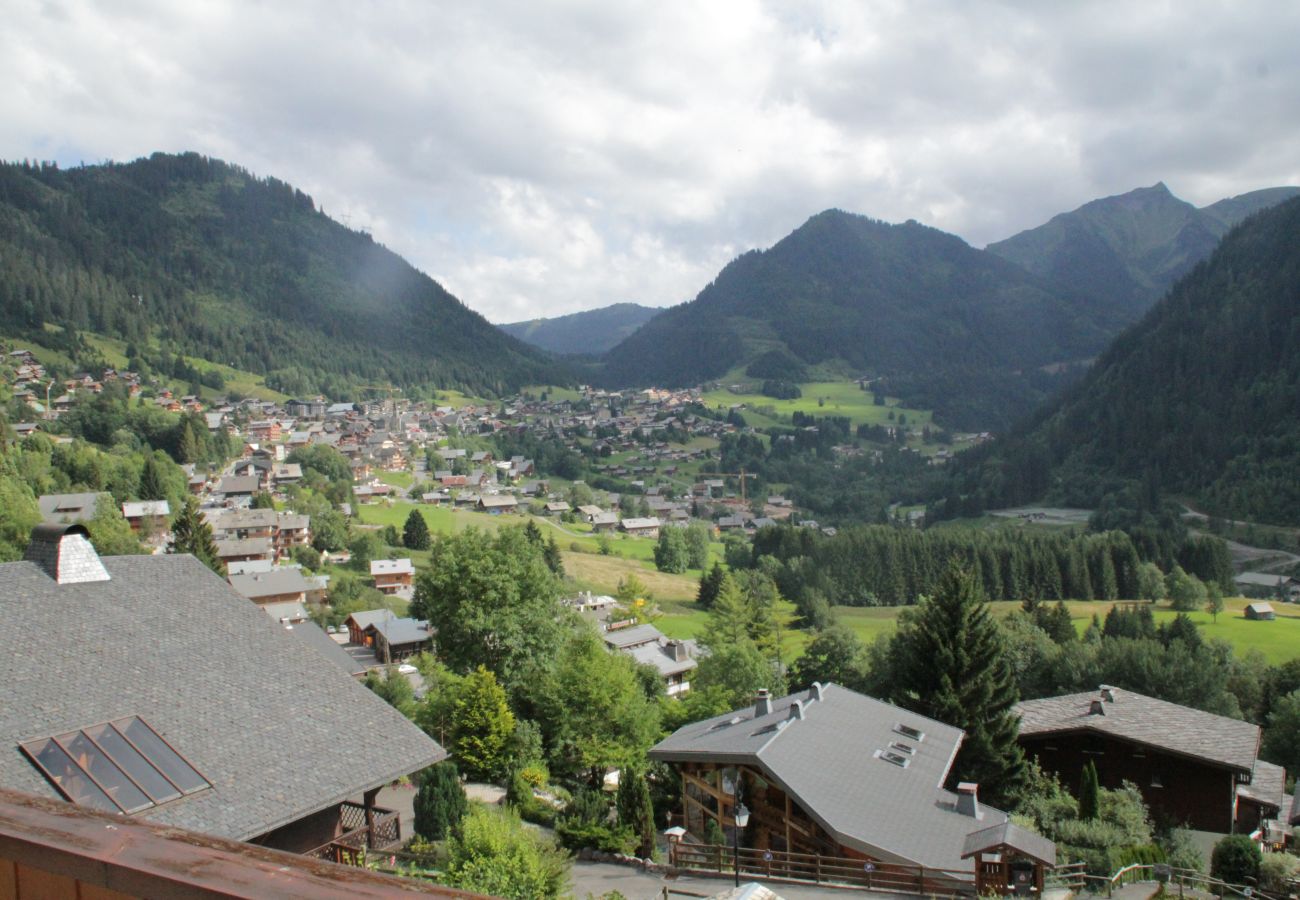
[413,762,468,841]
[1159,828,1205,873]
[443,806,570,900]
[555,788,634,854]
[1258,853,1298,893]
[1210,834,1261,885]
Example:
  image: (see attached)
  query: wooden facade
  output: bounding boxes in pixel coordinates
[1020,730,1242,833]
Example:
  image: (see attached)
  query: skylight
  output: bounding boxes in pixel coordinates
[877,749,911,768]
[890,741,916,755]
[20,716,211,814]
[894,723,925,742]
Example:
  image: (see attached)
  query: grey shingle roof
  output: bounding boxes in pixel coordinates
[626,640,697,678]
[1239,759,1286,811]
[38,492,110,523]
[284,622,369,677]
[0,553,445,841]
[961,821,1056,865]
[1016,687,1260,773]
[603,624,665,650]
[372,618,433,646]
[650,684,1009,872]
[228,568,312,600]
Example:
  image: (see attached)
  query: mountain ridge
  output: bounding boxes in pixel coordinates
[500,302,660,356]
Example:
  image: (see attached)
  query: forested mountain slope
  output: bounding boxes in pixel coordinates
[987,183,1299,320]
[599,210,1120,430]
[0,153,565,397]
[500,302,660,356]
[939,195,1300,525]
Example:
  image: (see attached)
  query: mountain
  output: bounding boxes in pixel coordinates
[598,210,1122,430]
[987,183,1300,319]
[941,195,1300,526]
[0,153,565,398]
[500,302,660,356]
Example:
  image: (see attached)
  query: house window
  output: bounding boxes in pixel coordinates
[1151,773,1163,788]
[20,716,211,814]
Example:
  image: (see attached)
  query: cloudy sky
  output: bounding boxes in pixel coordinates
[4,1,1298,323]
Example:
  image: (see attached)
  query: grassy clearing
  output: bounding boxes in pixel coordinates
[376,470,414,489]
[520,385,586,404]
[561,551,701,603]
[831,597,1300,664]
[700,380,933,429]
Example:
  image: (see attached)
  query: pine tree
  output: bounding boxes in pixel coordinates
[138,454,167,501]
[696,562,726,609]
[1078,760,1100,820]
[178,420,201,465]
[616,767,657,859]
[169,496,225,576]
[888,563,1025,807]
[543,535,564,577]
[403,508,432,550]
[414,761,469,841]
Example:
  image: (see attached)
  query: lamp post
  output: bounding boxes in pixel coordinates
[733,801,750,887]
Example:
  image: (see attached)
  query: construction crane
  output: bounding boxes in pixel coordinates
[704,469,758,504]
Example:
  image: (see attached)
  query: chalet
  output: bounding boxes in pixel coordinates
[1245,602,1277,620]
[121,500,170,535]
[577,504,605,521]
[263,600,311,624]
[228,567,312,607]
[604,624,696,696]
[272,462,304,485]
[209,508,277,542]
[650,684,1044,888]
[0,525,445,859]
[620,516,661,538]
[214,537,275,566]
[1017,686,1283,834]
[247,420,283,443]
[371,617,435,663]
[421,490,451,505]
[477,495,518,515]
[215,475,261,503]
[345,609,393,646]
[371,558,414,596]
[275,512,312,555]
[1234,572,1300,600]
[37,492,110,525]
[544,501,571,516]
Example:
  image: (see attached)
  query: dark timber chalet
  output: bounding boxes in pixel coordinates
[0,524,446,860]
[1017,686,1285,835]
[649,683,1055,891]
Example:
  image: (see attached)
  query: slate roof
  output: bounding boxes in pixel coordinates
[228,568,312,600]
[214,537,274,558]
[0,552,445,841]
[38,492,110,523]
[216,476,260,495]
[961,821,1056,865]
[650,683,1008,872]
[604,624,665,650]
[370,559,414,577]
[1238,759,1286,812]
[284,622,368,677]
[346,609,396,631]
[372,618,434,647]
[260,600,310,622]
[1016,687,1260,773]
[626,640,697,678]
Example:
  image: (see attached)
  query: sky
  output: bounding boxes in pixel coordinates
[3,1,1298,324]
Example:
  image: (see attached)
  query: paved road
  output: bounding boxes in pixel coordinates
[569,862,909,900]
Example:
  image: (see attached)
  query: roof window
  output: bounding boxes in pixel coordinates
[876,749,911,769]
[20,716,211,814]
[894,723,925,742]
[890,741,916,755]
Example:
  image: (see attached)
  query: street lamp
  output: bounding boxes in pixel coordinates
[733,801,750,887]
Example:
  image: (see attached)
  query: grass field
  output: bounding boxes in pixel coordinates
[832,597,1300,664]
[700,380,933,429]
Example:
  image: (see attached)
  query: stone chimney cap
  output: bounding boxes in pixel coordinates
[24,523,111,584]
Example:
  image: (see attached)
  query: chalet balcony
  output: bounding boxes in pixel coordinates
[304,800,402,866]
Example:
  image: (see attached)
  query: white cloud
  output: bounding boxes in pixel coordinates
[2,0,1298,322]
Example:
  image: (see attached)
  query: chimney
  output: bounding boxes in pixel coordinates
[957,783,982,818]
[669,640,689,662]
[1100,685,1116,703]
[24,523,111,584]
[1089,700,1106,716]
[755,689,773,717]
[807,682,825,703]
[788,700,805,721]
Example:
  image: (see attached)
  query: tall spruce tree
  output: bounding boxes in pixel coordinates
[169,495,225,575]
[414,761,469,841]
[1078,759,1100,820]
[138,454,168,501]
[403,508,432,550]
[616,767,657,859]
[887,563,1025,807]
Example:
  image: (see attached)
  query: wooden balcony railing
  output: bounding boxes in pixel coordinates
[305,802,401,866]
